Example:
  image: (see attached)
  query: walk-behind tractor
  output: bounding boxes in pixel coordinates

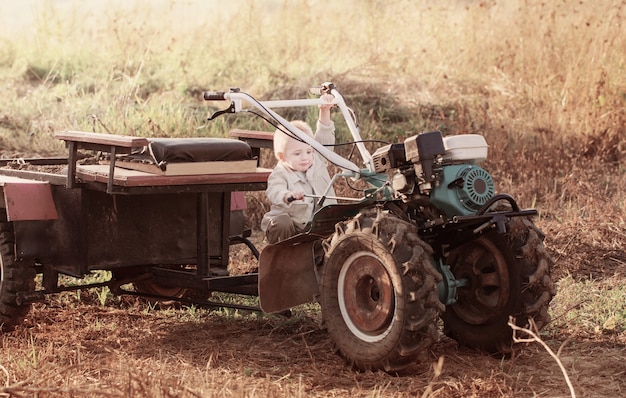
[0,82,554,372]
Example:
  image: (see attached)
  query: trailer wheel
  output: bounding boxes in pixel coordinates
[131,265,188,301]
[133,281,187,299]
[0,211,36,331]
[320,211,443,372]
[441,218,554,354]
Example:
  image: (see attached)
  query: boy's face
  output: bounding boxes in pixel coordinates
[280,138,314,172]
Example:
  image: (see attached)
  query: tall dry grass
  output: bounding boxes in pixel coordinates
[0,1,624,248]
[1,0,626,272]
[1,1,624,147]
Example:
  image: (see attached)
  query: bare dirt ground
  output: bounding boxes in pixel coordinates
[0,226,623,398]
[0,132,625,397]
[1,291,624,397]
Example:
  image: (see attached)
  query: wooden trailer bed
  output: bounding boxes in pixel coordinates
[75,164,270,187]
[55,130,274,193]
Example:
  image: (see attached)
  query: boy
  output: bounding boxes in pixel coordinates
[261,94,336,243]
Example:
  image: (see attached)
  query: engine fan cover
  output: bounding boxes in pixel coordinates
[430,165,495,217]
[456,166,495,209]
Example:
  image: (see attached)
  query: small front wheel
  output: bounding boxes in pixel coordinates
[320,211,444,372]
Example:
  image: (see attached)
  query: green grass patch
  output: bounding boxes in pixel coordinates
[549,273,626,336]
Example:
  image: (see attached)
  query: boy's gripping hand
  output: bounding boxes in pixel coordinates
[318,93,334,125]
[318,93,334,110]
[285,191,305,203]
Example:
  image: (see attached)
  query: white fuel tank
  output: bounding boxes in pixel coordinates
[442,134,488,164]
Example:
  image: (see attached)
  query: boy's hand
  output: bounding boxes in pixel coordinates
[285,191,305,203]
[318,94,334,125]
[318,93,334,110]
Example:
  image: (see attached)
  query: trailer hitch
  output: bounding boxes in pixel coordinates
[116,287,264,313]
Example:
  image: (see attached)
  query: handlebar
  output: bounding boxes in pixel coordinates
[202,84,374,173]
[203,91,227,101]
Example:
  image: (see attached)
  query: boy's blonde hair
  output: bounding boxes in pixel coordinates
[273,120,313,161]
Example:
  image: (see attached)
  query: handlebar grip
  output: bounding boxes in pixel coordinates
[203,91,226,101]
[309,82,335,96]
[287,196,296,203]
[308,87,322,96]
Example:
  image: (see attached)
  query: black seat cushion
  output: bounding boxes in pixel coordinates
[148,138,252,164]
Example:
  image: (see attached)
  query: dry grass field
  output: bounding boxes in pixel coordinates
[0,0,625,396]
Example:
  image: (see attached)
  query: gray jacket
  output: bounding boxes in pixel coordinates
[261,120,337,232]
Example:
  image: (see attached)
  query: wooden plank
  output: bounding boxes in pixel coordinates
[0,157,68,166]
[55,131,149,148]
[114,159,257,176]
[0,169,67,186]
[0,175,50,185]
[229,129,274,142]
[76,165,271,187]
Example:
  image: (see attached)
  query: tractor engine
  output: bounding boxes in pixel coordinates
[371,131,495,217]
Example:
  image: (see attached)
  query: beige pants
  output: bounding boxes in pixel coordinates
[265,214,305,244]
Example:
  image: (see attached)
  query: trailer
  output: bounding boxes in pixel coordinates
[0,130,273,322]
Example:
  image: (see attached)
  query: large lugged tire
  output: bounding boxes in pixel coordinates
[441,217,554,353]
[506,217,555,331]
[320,210,444,372]
[0,211,36,331]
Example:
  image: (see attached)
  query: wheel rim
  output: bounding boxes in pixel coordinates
[451,237,511,325]
[337,251,395,342]
[134,282,186,298]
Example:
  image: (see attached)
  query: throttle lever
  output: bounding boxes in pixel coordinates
[207,101,237,120]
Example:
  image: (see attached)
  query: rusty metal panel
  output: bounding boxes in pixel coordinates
[3,182,58,221]
[15,187,87,275]
[84,190,198,268]
[258,235,319,313]
[14,183,232,275]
